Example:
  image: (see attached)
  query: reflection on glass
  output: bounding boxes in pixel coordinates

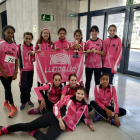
[80,16,87,42]
[91,16,104,39]
[128,11,140,73]
[79,0,88,13]
[107,13,125,41]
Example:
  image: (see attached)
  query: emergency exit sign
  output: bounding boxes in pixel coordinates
[41,14,54,21]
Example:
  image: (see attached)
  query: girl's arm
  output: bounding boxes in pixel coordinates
[0,64,7,79]
[12,59,18,80]
[93,49,106,56]
[60,86,68,100]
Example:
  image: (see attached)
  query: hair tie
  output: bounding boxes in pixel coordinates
[41,28,50,32]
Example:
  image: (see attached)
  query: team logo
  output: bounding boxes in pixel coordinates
[107,90,110,92]
[50,53,71,65]
[96,44,99,46]
[12,48,15,51]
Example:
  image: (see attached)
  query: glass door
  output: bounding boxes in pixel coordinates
[125,7,140,77]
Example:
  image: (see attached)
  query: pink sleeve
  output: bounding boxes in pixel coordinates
[83,105,91,126]
[102,40,107,53]
[53,96,69,119]
[33,84,50,101]
[111,39,122,74]
[94,87,105,110]
[61,86,68,95]
[17,44,20,59]
[35,43,39,51]
[112,86,119,114]
[86,41,89,51]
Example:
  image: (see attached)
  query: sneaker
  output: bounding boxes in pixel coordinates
[3,102,11,111]
[28,101,34,107]
[20,104,26,110]
[27,107,40,115]
[0,126,3,136]
[110,118,115,126]
[93,114,102,123]
[8,106,18,118]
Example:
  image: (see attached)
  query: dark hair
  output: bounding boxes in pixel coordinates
[2,25,16,42]
[108,24,117,31]
[68,74,77,80]
[53,73,62,79]
[89,25,99,33]
[24,32,34,39]
[100,73,110,79]
[74,29,83,42]
[37,29,53,45]
[76,86,86,94]
[58,27,67,34]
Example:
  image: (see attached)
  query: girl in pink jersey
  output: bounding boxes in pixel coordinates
[71,29,86,57]
[28,73,63,115]
[53,27,71,50]
[0,25,18,118]
[102,24,122,84]
[90,73,126,126]
[61,74,84,100]
[85,26,106,99]
[18,32,35,110]
[35,28,53,87]
[0,86,94,140]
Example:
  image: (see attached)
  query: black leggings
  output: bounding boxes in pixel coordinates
[7,112,64,140]
[85,67,101,96]
[90,101,126,120]
[0,76,13,104]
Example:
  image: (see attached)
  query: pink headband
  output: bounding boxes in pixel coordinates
[41,28,50,32]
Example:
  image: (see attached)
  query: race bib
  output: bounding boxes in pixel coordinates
[4,55,15,63]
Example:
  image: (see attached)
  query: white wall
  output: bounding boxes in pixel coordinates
[39,0,80,42]
[6,0,39,45]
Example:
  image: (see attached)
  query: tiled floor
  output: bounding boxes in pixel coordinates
[0,70,140,140]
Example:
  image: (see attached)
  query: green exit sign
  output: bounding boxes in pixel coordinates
[41,14,54,21]
[69,14,76,17]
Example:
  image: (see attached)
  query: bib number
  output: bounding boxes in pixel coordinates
[4,55,15,63]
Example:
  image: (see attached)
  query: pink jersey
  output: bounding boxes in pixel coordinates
[53,95,91,131]
[94,84,119,114]
[61,84,80,96]
[0,39,18,76]
[53,39,71,50]
[85,38,103,68]
[35,39,53,51]
[103,36,122,73]
[18,43,35,71]
[70,41,86,51]
[33,82,63,103]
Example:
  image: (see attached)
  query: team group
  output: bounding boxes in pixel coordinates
[0,24,126,139]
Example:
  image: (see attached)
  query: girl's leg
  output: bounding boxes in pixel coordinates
[93,68,102,85]
[6,112,57,133]
[85,67,94,97]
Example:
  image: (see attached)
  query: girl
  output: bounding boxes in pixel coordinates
[0,25,18,118]
[53,27,71,50]
[71,29,86,52]
[18,32,35,110]
[61,74,83,100]
[28,73,63,115]
[0,86,95,140]
[102,24,122,85]
[35,28,53,87]
[90,73,126,126]
[85,26,106,99]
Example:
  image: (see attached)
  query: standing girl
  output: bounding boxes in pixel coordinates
[102,24,122,84]
[28,73,63,115]
[18,32,35,110]
[35,28,53,87]
[0,86,94,140]
[0,25,18,118]
[53,27,71,50]
[85,26,106,99]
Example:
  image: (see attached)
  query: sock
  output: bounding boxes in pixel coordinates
[1,126,9,134]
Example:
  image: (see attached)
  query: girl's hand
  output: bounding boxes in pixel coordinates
[56,47,61,50]
[58,118,66,130]
[64,48,69,50]
[40,99,46,110]
[37,49,42,52]
[2,71,8,79]
[105,108,112,117]
[89,124,95,131]
[12,72,17,80]
[51,49,55,52]
[87,49,91,53]
[29,51,35,56]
